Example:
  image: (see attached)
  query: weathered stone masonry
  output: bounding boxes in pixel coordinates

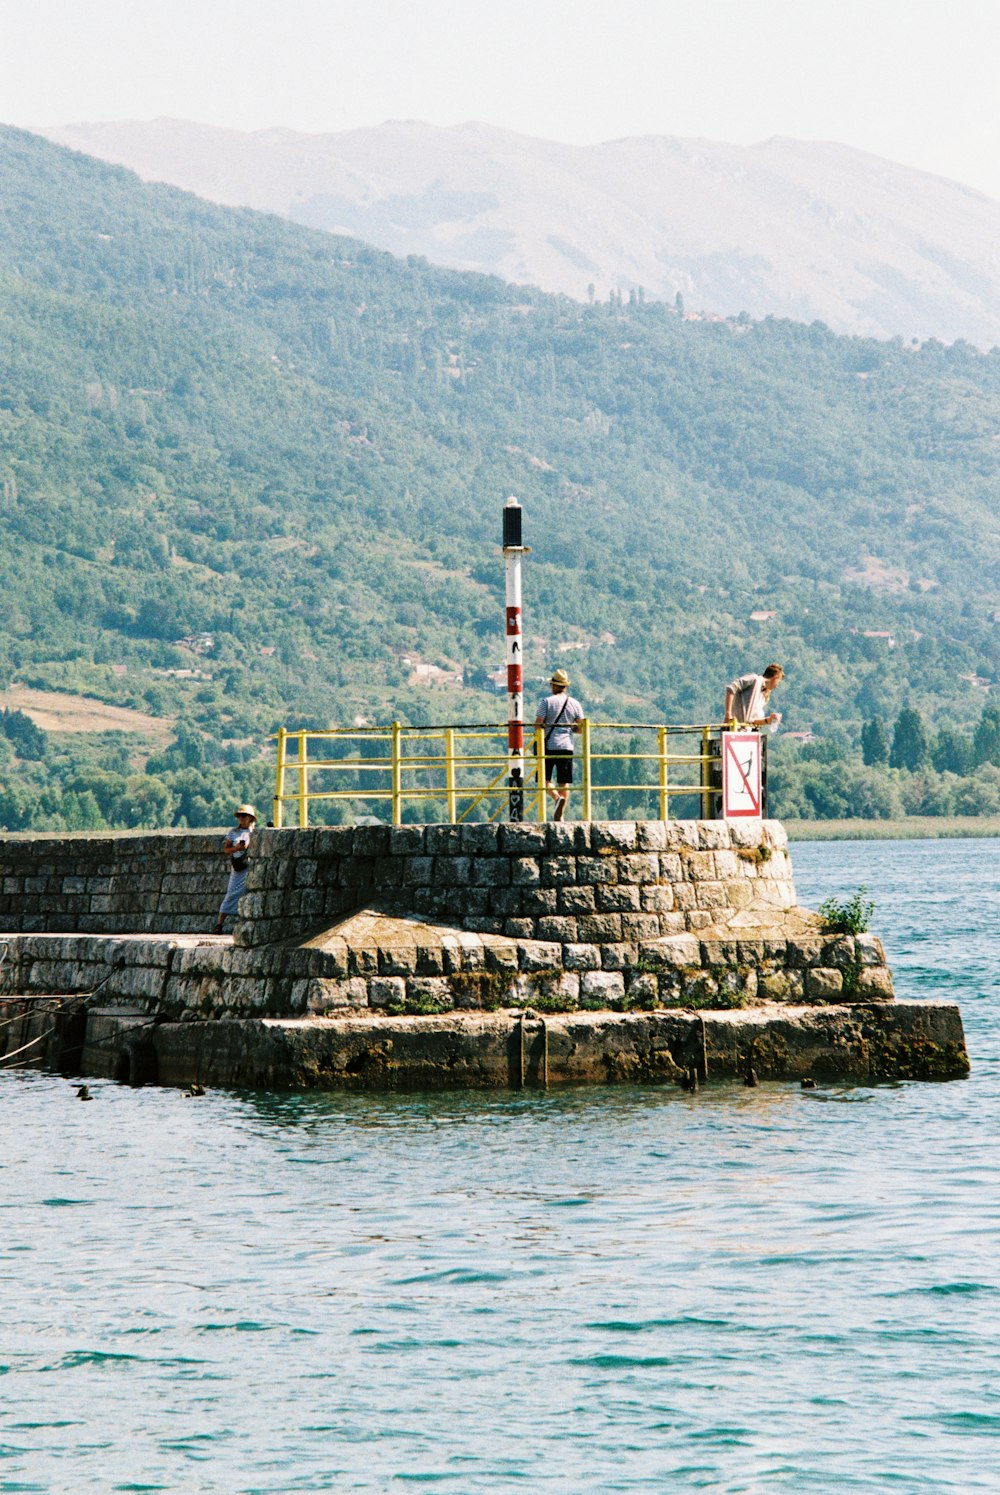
[0,833,221,934]
[237,817,799,948]
[0,821,968,1087]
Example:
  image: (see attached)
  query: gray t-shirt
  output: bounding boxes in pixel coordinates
[536,692,583,753]
[727,673,769,725]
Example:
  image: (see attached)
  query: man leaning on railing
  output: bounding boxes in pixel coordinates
[723,663,784,730]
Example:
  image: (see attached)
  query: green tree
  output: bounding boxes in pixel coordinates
[954,764,1000,814]
[860,716,889,766]
[932,727,972,775]
[890,707,929,771]
[0,782,38,830]
[972,705,1000,767]
[0,709,47,760]
[801,763,901,819]
[61,789,107,830]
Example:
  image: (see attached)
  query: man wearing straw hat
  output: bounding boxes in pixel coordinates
[213,804,257,934]
[534,669,584,822]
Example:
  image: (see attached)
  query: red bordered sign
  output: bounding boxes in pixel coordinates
[722,732,762,818]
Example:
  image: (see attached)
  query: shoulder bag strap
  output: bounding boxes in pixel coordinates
[544,697,571,748]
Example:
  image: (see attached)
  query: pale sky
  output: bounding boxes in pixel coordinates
[4,0,1000,201]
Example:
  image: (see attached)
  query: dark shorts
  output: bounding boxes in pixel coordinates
[545,751,574,786]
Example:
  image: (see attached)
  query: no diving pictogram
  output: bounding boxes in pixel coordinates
[722,732,762,818]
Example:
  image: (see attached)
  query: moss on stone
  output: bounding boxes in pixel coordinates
[736,844,773,866]
[687,965,756,1010]
[403,991,454,1016]
[841,950,864,999]
[448,970,511,1011]
[527,991,573,1014]
[531,972,580,1014]
[748,1033,792,1074]
[603,1046,684,1084]
[865,1025,970,1080]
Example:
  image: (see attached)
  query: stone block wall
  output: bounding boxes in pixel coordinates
[236,818,797,949]
[0,926,894,1030]
[286,927,893,1018]
[0,834,225,934]
[0,821,894,1026]
[0,823,937,1087]
[0,820,797,946]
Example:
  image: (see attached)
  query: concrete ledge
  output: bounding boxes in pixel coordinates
[79,1001,969,1091]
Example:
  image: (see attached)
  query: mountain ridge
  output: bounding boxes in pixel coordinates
[41,115,1000,346]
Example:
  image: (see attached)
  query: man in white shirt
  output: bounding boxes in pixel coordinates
[534,668,584,821]
[723,663,784,728]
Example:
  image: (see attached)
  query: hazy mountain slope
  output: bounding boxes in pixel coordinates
[44,116,1000,347]
[0,123,999,837]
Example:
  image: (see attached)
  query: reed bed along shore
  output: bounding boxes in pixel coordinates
[786,815,1000,841]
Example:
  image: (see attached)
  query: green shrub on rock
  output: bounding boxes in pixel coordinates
[819,886,875,935]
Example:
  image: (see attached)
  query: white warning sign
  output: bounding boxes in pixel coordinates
[722,732,762,818]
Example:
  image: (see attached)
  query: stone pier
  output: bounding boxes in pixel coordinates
[0,821,969,1089]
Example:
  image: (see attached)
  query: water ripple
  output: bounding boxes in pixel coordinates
[0,838,997,1492]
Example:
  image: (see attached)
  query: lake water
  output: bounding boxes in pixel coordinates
[1,838,998,1493]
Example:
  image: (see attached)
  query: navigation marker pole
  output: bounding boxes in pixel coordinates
[502,497,530,821]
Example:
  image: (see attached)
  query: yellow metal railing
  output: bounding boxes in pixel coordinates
[272,721,731,828]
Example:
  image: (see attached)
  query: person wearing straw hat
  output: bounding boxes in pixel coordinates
[213,804,257,934]
[534,669,584,822]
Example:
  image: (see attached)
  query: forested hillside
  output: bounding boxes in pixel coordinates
[1,126,999,829]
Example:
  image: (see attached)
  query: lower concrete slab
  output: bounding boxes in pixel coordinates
[79,1000,969,1092]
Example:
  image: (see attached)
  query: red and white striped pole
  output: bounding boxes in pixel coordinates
[502,496,529,821]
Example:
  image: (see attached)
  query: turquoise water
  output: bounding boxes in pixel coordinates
[1,838,997,1493]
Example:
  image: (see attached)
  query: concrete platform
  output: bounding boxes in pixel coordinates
[80,1000,970,1092]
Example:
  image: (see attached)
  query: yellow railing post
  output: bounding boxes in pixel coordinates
[297,732,309,828]
[391,720,402,825]
[534,724,547,821]
[445,728,457,823]
[271,718,723,827]
[274,726,287,828]
[581,717,592,821]
[658,725,668,821]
